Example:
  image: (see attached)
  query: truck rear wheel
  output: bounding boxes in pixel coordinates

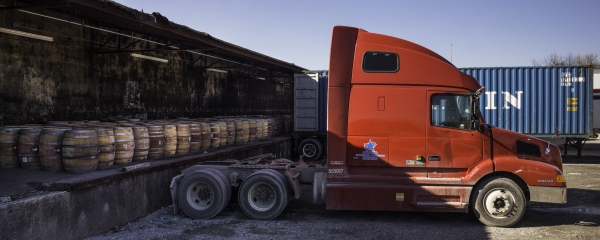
[203,168,232,209]
[238,170,289,220]
[472,177,526,227]
[299,138,322,161]
[177,169,228,219]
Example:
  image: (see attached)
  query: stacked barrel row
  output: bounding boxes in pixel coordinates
[0,115,292,172]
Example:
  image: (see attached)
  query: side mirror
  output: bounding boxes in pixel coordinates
[473,119,485,133]
[472,112,484,132]
[478,124,486,133]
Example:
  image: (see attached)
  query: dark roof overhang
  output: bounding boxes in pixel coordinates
[3,0,306,74]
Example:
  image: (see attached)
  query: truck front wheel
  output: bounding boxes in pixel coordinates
[298,138,322,161]
[472,177,526,227]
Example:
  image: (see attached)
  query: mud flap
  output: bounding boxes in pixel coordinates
[285,168,302,199]
[170,174,185,214]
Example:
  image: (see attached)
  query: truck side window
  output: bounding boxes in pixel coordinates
[362,51,399,72]
[431,94,471,130]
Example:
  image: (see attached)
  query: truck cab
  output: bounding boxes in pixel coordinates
[171,26,566,228]
[323,26,567,227]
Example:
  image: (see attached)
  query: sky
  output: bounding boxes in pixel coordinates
[116,0,599,70]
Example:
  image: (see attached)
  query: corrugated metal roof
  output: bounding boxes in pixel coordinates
[11,0,306,73]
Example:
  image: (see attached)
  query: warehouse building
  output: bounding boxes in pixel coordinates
[0,1,303,239]
[0,0,305,125]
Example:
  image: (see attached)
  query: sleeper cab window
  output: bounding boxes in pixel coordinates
[431,94,472,130]
[362,51,399,72]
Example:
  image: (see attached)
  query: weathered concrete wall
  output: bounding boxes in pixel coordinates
[0,137,293,240]
[0,191,71,239]
[0,4,293,125]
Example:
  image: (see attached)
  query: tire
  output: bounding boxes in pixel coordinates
[177,169,228,219]
[238,170,289,220]
[471,177,526,227]
[298,138,322,161]
[312,172,326,205]
[203,168,232,211]
[258,169,291,200]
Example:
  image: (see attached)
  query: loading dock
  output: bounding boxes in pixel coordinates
[0,136,293,240]
[0,1,305,239]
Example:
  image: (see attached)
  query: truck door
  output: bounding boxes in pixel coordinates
[425,91,483,173]
[346,86,426,168]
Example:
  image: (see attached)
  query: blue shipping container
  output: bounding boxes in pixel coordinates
[460,67,594,138]
[293,71,328,133]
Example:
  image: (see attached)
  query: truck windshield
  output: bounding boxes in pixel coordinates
[431,94,472,130]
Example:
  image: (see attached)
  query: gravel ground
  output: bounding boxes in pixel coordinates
[88,140,600,240]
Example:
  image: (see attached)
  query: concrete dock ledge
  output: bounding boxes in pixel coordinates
[0,136,292,240]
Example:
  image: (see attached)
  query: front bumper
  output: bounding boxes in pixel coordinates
[529,186,567,204]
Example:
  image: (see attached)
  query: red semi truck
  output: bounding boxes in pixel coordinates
[170,26,567,227]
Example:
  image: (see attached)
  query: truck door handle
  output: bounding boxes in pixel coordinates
[428,155,441,161]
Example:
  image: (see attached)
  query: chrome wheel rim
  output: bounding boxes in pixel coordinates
[483,188,515,218]
[187,182,213,210]
[247,182,276,211]
[302,144,316,157]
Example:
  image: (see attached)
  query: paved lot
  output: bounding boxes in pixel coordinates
[88,139,600,240]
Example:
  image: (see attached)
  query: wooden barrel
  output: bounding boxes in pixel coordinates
[248,119,257,141]
[163,124,177,156]
[147,125,164,159]
[176,123,191,154]
[0,154,19,169]
[255,119,264,140]
[18,128,43,169]
[199,123,210,151]
[209,122,220,149]
[113,127,134,164]
[189,123,201,152]
[225,120,235,145]
[39,128,70,171]
[266,118,275,138]
[241,120,250,143]
[218,122,227,147]
[62,129,99,173]
[0,127,21,168]
[261,120,268,139]
[234,120,244,144]
[253,119,261,140]
[96,128,115,169]
[252,119,260,140]
[132,126,150,161]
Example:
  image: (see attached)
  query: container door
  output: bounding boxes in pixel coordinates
[346,86,427,168]
[294,73,319,132]
[426,91,483,174]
